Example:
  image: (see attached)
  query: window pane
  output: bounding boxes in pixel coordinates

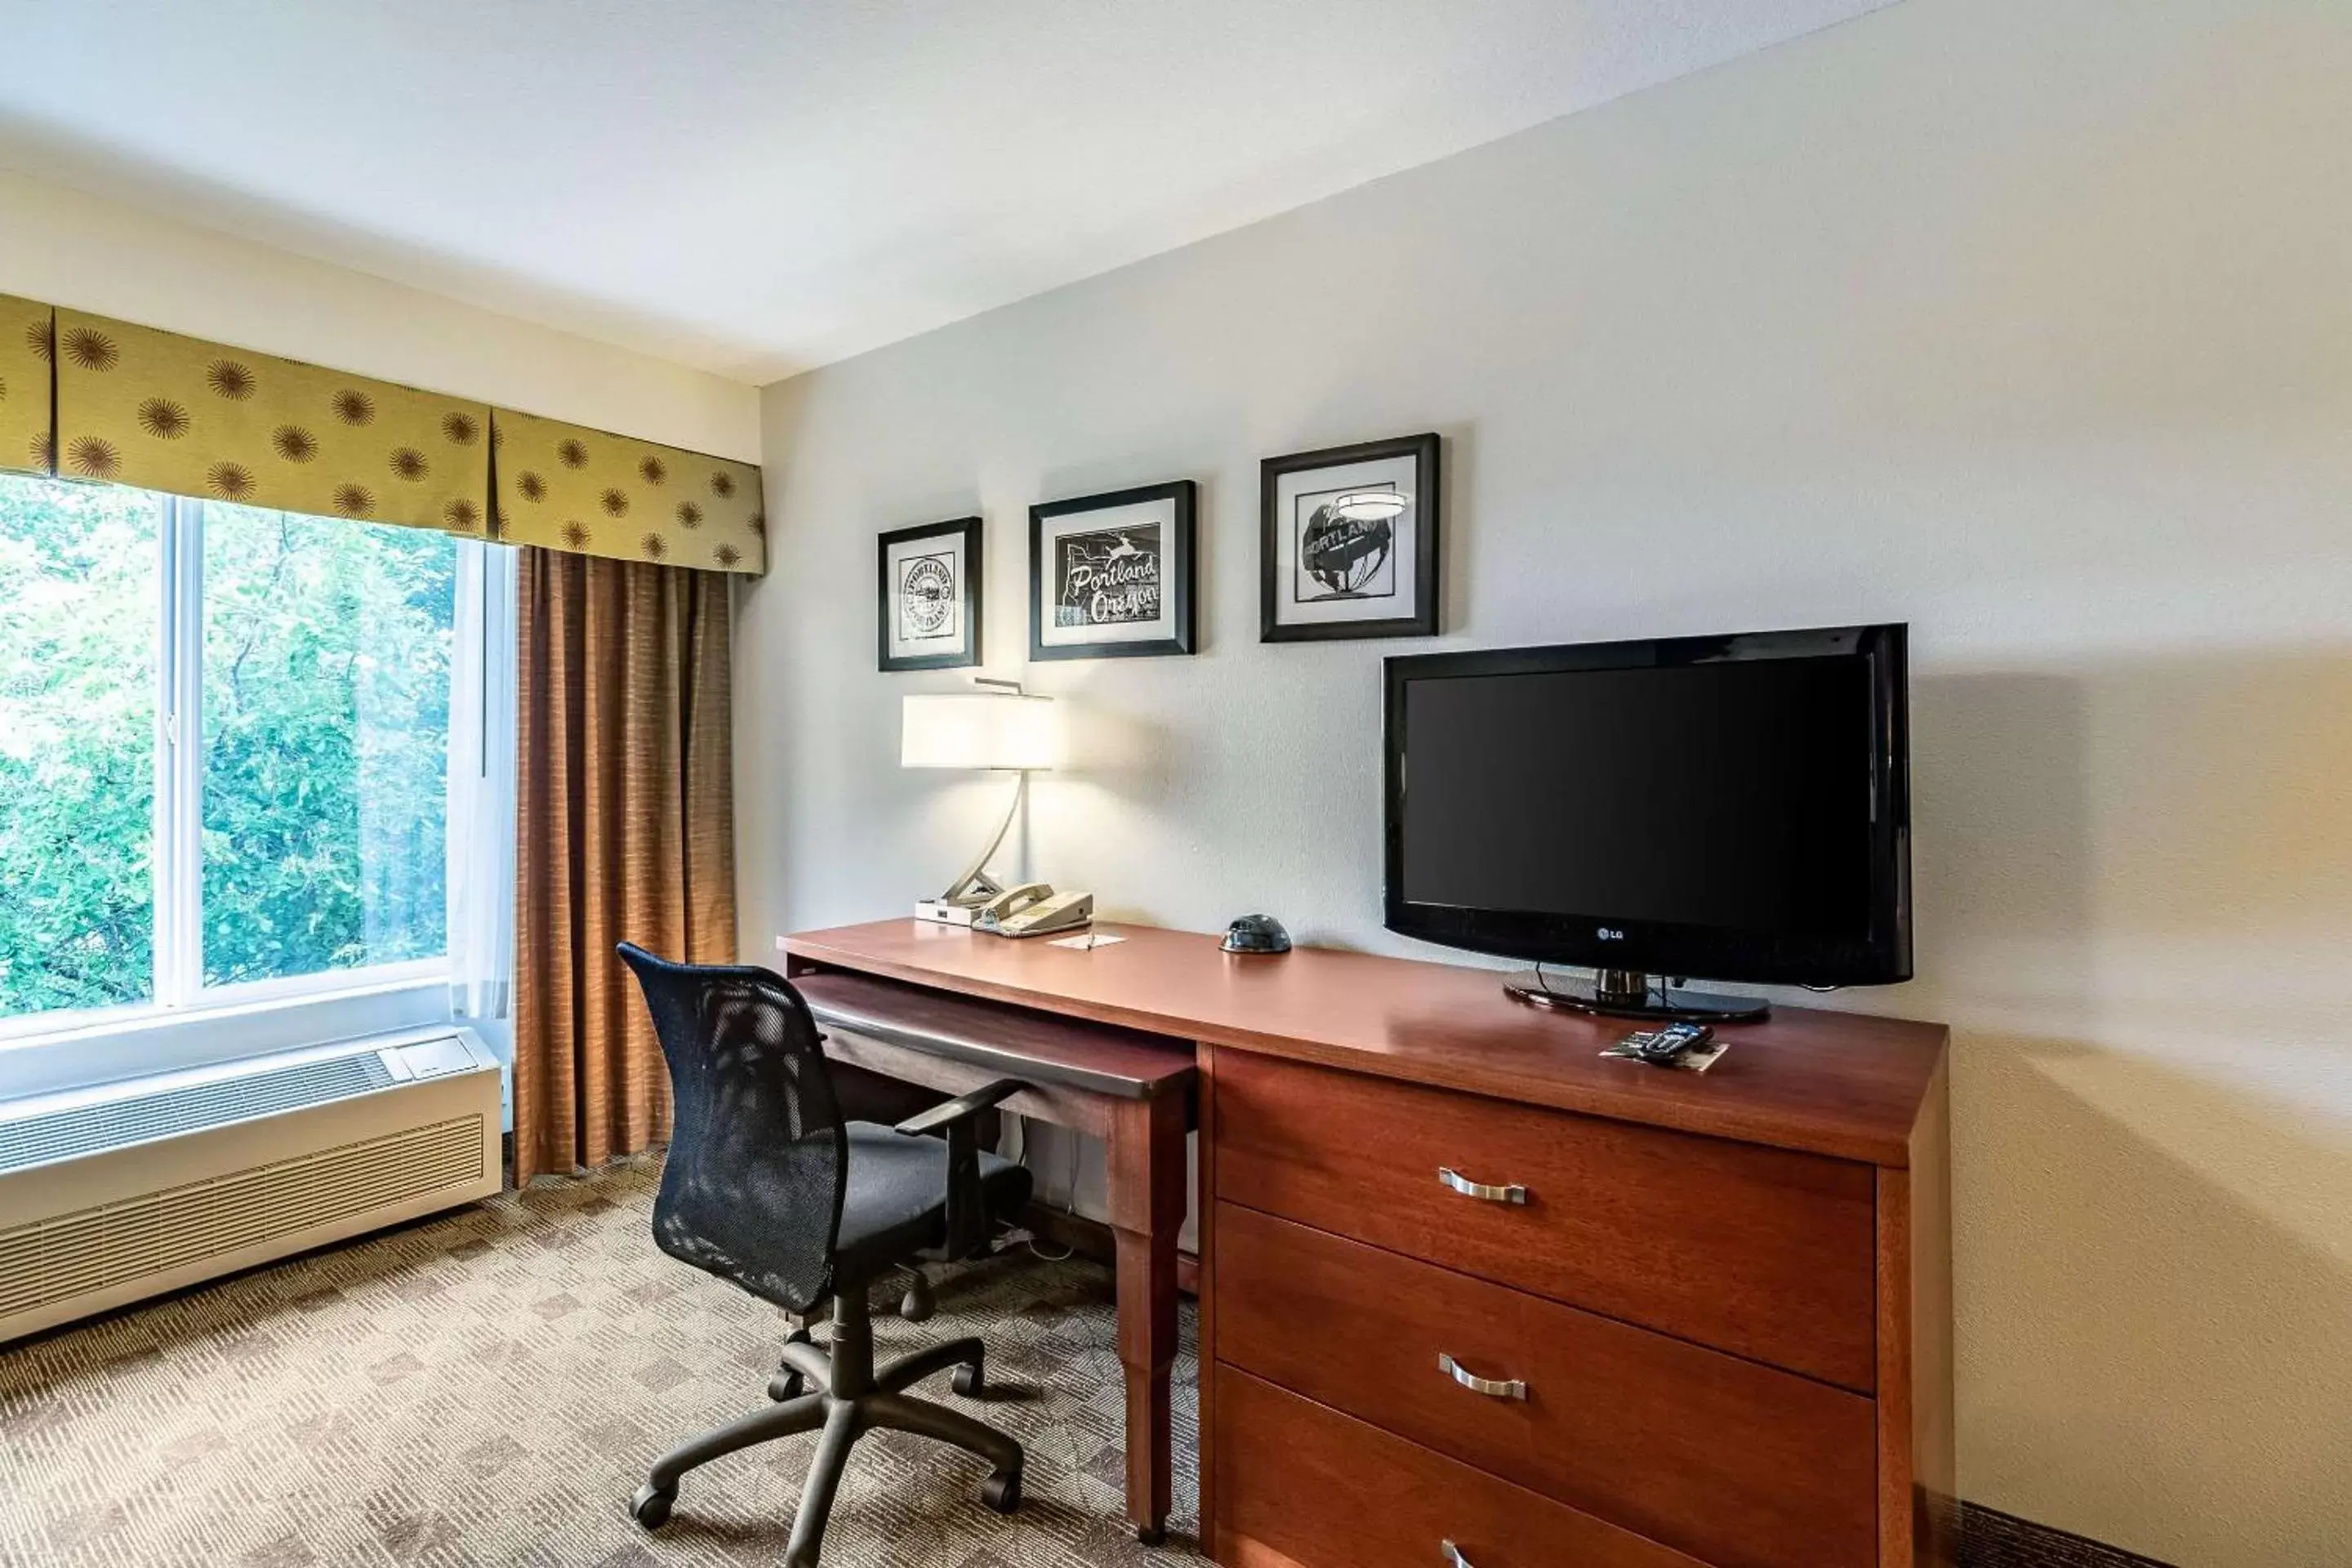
[0,475,160,1020]
[201,505,454,986]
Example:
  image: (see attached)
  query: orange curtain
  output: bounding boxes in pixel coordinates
[512,546,736,1186]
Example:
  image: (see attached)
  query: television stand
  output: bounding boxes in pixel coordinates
[1504,966,1770,1023]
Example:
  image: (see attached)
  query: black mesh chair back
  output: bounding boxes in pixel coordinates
[617,943,846,1315]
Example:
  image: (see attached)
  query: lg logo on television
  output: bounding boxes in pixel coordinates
[1597,927,1626,941]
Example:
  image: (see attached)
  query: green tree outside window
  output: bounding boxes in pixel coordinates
[0,474,456,1022]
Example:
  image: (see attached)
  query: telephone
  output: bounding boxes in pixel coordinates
[973,883,1095,939]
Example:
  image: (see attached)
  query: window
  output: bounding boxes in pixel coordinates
[198,502,455,986]
[0,479,161,1017]
[0,472,506,1037]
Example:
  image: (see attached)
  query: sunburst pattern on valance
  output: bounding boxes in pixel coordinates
[0,295,54,478]
[492,409,764,575]
[51,310,495,539]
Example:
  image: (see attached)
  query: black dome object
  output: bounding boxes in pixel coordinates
[1221,913,1291,954]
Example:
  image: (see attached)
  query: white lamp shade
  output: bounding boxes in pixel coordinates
[901,693,1062,770]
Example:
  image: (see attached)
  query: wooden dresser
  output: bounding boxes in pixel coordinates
[782,920,1952,1568]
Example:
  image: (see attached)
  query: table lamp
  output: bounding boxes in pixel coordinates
[902,680,1062,924]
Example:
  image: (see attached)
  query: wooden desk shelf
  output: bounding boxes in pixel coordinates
[783,920,1953,1568]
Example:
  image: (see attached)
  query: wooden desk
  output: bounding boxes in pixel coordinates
[786,919,1953,1568]
[780,958,1197,1544]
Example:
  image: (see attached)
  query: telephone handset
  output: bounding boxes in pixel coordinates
[976,883,1054,922]
[973,882,1095,938]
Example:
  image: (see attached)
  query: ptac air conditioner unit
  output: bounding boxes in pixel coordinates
[0,1026,501,1343]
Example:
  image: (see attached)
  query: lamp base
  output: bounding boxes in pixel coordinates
[918,866,1007,927]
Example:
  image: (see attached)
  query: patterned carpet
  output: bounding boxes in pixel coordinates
[0,1158,1204,1567]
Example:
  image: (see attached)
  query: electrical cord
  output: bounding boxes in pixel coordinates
[1022,1127,1080,1263]
[991,1112,1076,1263]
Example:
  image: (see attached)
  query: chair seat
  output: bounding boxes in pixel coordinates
[835,1121,1033,1283]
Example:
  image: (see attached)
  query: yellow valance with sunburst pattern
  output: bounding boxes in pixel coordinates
[52,310,494,540]
[492,409,764,574]
[9,296,763,573]
[1,295,52,478]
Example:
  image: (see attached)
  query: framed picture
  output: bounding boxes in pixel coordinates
[878,516,982,671]
[1029,480,1196,661]
[1260,432,1441,641]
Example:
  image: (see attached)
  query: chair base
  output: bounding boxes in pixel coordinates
[628,1285,1022,1568]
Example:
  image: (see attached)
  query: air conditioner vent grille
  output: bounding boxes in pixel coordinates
[0,1116,483,1320]
[0,1054,396,1174]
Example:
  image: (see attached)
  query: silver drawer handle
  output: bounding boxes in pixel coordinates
[1437,1166,1527,1205]
[1441,1542,1473,1568]
[1438,1351,1527,1401]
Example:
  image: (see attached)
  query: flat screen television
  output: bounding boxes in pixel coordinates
[1383,624,1910,1021]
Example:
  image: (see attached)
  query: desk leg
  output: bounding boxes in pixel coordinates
[1107,1088,1187,1545]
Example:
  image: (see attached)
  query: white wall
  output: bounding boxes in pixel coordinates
[739,0,2352,1560]
[0,170,760,459]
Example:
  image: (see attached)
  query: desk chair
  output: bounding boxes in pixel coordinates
[616,943,1034,1568]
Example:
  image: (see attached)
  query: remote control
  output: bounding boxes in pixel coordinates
[1619,1021,1715,1067]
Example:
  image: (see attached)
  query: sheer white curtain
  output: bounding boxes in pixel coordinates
[448,540,519,1121]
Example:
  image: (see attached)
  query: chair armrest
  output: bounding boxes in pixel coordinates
[893,1078,1029,1262]
[893,1078,1029,1138]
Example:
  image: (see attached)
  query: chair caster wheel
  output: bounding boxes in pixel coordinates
[771,1329,811,1401]
[629,1484,675,1530]
[952,1360,984,1398]
[899,1268,937,1323]
[981,1466,1022,1513]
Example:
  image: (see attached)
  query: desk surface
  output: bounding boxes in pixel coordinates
[785,920,1948,1167]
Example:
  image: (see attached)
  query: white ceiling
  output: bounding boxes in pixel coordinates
[0,1,1894,384]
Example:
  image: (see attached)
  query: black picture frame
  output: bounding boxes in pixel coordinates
[1028,480,1196,661]
[877,515,982,672]
[1259,432,1441,642]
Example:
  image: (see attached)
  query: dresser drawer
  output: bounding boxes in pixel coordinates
[1215,1203,1875,1568]
[1212,1049,1877,1389]
[1214,1365,1705,1568]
